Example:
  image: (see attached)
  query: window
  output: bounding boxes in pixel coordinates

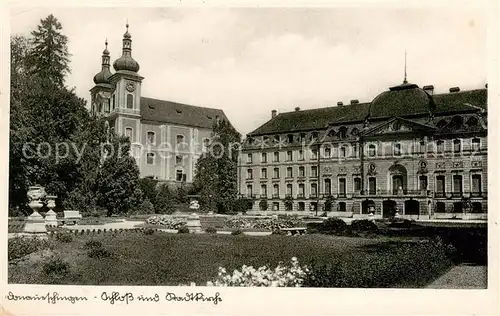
[467,117,479,127]
[247,185,253,198]
[338,202,346,212]
[311,132,319,141]
[273,184,279,197]
[175,155,183,165]
[300,133,306,142]
[126,94,134,109]
[436,175,445,196]
[368,177,377,195]
[452,116,463,129]
[287,151,293,161]
[324,179,331,195]
[261,185,267,198]
[368,144,376,157]
[146,152,155,165]
[261,168,267,179]
[340,146,347,158]
[273,168,280,178]
[147,132,155,145]
[286,167,293,178]
[299,166,305,177]
[104,99,110,113]
[261,153,267,163]
[298,150,304,161]
[311,149,318,160]
[419,140,425,153]
[453,175,463,195]
[112,95,115,110]
[247,153,253,164]
[339,127,347,139]
[472,202,482,213]
[298,202,305,211]
[176,170,185,182]
[419,176,428,191]
[247,169,253,179]
[273,152,279,162]
[286,184,293,196]
[324,147,331,158]
[298,184,305,197]
[125,127,133,141]
[472,174,482,195]
[273,202,279,211]
[453,139,461,153]
[176,135,185,145]
[472,138,480,151]
[311,183,318,197]
[338,178,346,196]
[394,143,402,156]
[354,177,361,192]
[437,140,444,153]
[353,144,359,158]
[436,202,446,213]
[311,166,318,177]
[287,134,294,143]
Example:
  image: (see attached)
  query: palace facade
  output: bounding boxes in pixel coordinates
[239,81,487,220]
[90,25,228,183]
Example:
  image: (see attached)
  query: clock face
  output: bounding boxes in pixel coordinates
[126,82,136,92]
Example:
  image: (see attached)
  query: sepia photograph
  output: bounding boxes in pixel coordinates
[5,3,492,297]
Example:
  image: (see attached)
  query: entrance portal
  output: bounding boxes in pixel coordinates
[404,200,420,215]
[362,200,376,214]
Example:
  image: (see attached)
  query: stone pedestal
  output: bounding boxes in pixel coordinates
[186,213,202,233]
[45,195,58,227]
[368,212,375,222]
[23,185,48,238]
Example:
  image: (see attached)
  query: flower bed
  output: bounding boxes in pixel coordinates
[146,215,187,229]
[223,217,304,231]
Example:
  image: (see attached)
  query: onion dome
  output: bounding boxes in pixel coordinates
[93,39,113,85]
[369,82,435,118]
[113,23,140,73]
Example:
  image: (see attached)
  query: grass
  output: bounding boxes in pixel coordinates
[8,232,454,287]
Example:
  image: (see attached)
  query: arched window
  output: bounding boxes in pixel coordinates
[338,126,347,139]
[126,94,134,109]
[147,132,155,145]
[125,127,133,141]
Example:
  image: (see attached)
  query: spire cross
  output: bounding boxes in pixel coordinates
[403,50,408,84]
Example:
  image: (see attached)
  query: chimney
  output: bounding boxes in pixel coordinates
[350,99,359,105]
[271,109,277,118]
[295,107,300,112]
[337,101,344,106]
[423,85,434,95]
[449,87,460,93]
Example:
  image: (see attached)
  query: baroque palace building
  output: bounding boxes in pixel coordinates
[239,79,487,220]
[90,24,228,184]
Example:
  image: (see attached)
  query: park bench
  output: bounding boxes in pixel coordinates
[62,210,82,225]
[280,227,307,236]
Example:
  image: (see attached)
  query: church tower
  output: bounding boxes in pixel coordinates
[90,40,113,116]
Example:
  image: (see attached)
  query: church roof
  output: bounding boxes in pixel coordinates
[140,97,228,129]
[247,87,487,137]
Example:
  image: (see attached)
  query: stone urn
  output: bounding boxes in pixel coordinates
[45,195,58,227]
[186,213,202,233]
[24,185,48,237]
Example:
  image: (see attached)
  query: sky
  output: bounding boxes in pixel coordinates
[10,5,487,136]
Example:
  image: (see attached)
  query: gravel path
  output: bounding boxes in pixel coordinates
[427,264,487,289]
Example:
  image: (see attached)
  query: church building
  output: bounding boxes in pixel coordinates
[90,24,228,184]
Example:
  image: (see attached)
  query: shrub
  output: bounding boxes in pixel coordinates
[323,196,335,213]
[143,228,155,235]
[88,247,112,259]
[205,227,217,234]
[42,257,70,278]
[55,231,73,243]
[8,237,50,261]
[134,199,155,215]
[178,227,190,234]
[233,198,253,214]
[320,217,347,235]
[351,219,379,234]
[271,229,287,236]
[231,229,243,236]
[146,215,187,229]
[155,184,175,214]
[84,240,103,250]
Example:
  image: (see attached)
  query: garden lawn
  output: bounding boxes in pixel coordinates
[8,233,454,287]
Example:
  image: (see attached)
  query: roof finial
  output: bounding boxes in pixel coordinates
[126,19,129,30]
[105,38,108,47]
[403,50,408,84]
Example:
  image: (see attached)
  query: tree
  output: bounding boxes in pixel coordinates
[155,184,175,214]
[284,196,294,211]
[25,14,70,88]
[193,119,241,214]
[137,177,159,206]
[324,196,335,213]
[259,199,268,211]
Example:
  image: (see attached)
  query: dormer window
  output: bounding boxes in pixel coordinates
[339,127,347,139]
[176,109,182,114]
[287,134,294,143]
